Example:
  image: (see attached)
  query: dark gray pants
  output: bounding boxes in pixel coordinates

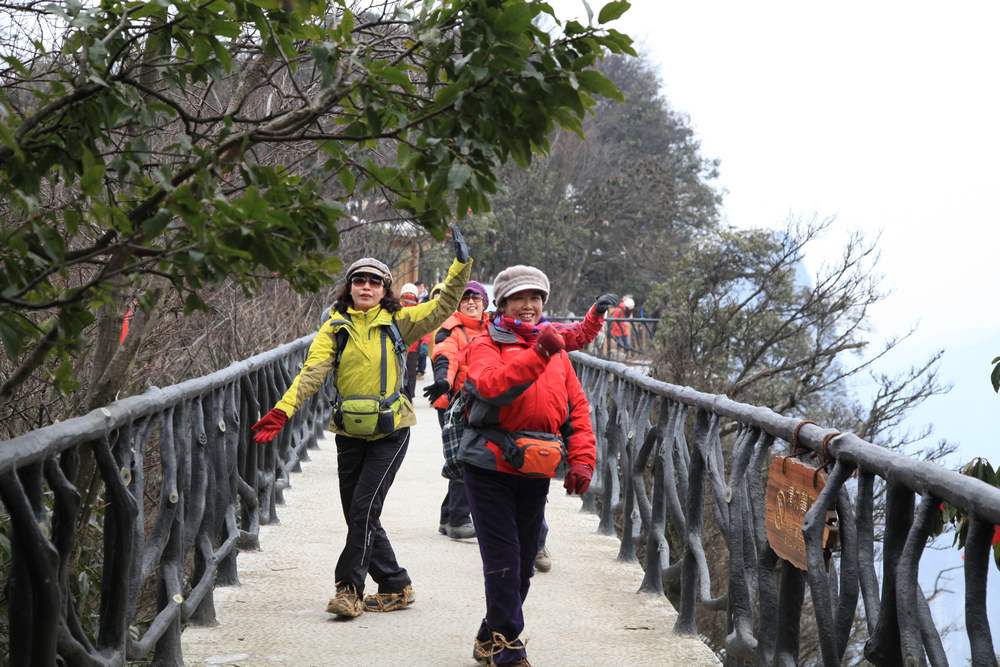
[334,428,411,594]
[440,477,472,527]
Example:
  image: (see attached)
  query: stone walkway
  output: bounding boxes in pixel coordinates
[181,381,719,666]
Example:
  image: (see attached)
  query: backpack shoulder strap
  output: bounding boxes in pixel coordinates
[332,327,349,377]
[384,319,407,398]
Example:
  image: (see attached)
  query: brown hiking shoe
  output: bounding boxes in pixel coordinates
[486,632,529,666]
[326,583,364,618]
[473,636,493,663]
[362,585,415,612]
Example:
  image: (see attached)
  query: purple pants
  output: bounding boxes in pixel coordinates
[463,463,550,664]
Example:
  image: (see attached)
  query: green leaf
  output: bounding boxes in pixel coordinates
[597,0,630,24]
[992,359,1000,393]
[379,66,412,88]
[337,167,356,193]
[0,316,28,358]
[80,148,105,198]
[447,162,473,190]
[53,358,79,393]
[497,4,536,33]
[576,69,623,101]
[433,83,462,108]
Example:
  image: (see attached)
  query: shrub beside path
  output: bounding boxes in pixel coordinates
[181,380,720,666]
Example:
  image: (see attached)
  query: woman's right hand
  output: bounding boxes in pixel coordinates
[251,408,288,444]
[535,325,566,358]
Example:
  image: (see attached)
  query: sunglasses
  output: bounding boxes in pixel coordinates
[350,274,384,288]
[461,292,483,302]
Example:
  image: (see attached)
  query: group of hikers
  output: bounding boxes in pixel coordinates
[249,226,624,667]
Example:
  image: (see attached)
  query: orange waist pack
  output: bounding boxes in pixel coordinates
[501,431,565,478]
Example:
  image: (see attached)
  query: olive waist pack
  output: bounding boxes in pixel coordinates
[330,322,407,437]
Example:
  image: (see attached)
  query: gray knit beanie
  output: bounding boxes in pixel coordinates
[345,257,392,286]
[492,265,550,306]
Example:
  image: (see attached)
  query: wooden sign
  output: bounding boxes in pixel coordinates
[764,456,832,570]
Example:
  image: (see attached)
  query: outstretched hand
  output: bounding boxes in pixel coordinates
[423,379,450,403]
[593,293,620,316]
[450,223,470,263]
[251,408,288,444]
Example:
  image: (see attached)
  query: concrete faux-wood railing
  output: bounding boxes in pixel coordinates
[570,351,999,667]
[0,335,331,666]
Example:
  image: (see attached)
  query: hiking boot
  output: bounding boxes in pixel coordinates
[363,585,415,612]
[472,636,493,664]
[438,522,448,535]
[534,547,551,573]
[487,632,528,666]
[326,583,364,618]
[446,521,476,540]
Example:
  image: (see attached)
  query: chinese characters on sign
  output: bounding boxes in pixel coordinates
[764,456,832,570]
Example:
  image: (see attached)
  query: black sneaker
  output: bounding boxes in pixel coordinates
[446,521,476,539]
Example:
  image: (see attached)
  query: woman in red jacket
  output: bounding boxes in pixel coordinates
[427,281,615,544]
[458,265,596,667]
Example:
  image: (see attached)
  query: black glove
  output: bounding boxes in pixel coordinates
[423,379,450,402]
[450,223,470,263]
[593,293,619,316]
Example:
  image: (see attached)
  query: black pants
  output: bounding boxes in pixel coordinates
[463,463,549,664]
[334,428,411,594]
[404,351,419,400]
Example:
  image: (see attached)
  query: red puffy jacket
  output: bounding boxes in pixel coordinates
[458,322,596,476]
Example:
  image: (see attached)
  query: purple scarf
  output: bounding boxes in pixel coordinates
[493,315,549,343]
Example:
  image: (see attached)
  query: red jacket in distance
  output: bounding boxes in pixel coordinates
[458,321,597,476]
[609,305,633,337]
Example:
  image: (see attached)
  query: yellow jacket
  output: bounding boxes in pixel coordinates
[275,258,472,438]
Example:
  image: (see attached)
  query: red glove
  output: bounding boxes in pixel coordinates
[535,325,566,358]
[251,408,288,444]
[563,463,593,495]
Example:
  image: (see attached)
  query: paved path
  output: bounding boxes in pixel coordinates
[182,381,719,667]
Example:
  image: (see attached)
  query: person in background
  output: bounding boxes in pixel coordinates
[424,280,491,540]
[609,295,635,357]
[415,280,429,303]
[249,227,472,620]
[416,282,444,381]
[458,265,597,667]
[399,283,422,399]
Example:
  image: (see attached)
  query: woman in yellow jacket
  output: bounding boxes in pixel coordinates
[251,226,472,619]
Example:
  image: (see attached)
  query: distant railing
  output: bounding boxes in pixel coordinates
[549,316,659,359]
[0,335,329,666]
[570,351,1000,667]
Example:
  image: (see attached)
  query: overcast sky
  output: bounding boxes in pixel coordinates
[548,0,1000,657]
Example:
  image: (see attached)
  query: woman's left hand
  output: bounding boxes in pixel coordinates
[563,463,594,495]
[450,223,470,263]
[593,293,619,316]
